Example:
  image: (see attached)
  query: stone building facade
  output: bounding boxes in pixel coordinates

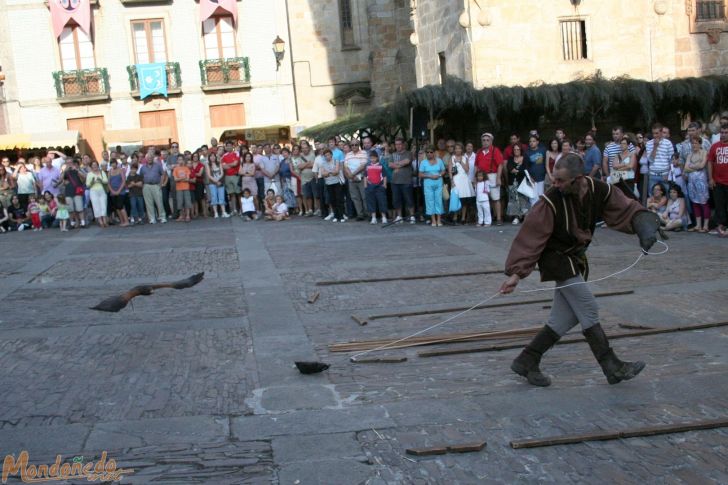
[0,0,416,158]
[411,0,728,88]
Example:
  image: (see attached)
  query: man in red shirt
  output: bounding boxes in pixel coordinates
[503,133,528,160]
[221,140,241,215]
[708,124,728,237]
[475,133,504,225]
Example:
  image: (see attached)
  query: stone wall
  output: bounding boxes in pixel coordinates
[367,0,417,106]
[412,0,728,88]
[412,0,471,87]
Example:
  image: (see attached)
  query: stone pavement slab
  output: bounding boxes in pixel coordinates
[231,405,395,441]
[278,459,374,485]
[0,424,89,456]
[272,432,365,464]
[84,415,229,451]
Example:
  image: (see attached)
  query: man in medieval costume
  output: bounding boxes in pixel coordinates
[500,153,661,386]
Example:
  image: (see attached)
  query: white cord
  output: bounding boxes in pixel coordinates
[349,241,669,362]
[349,291,503,361]
[520,240,669,293]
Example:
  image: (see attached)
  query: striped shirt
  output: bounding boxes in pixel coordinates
[644,138,674,174]
[603,142,635,171]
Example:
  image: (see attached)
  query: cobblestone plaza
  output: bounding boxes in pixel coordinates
[0,219,726,483]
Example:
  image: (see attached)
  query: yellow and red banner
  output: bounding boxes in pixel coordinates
[200,0,237,25]
[49,0,91,38]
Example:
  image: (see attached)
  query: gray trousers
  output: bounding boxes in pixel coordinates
[546,275,599,337]
[143,184,166,222]
[348,179,367,217]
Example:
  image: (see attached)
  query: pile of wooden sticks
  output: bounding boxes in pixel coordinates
[328,326,541,353]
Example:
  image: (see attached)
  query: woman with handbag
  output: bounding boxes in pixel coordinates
[418,147,446,227]
[449,143,474,224]
[86,161,109,228]
[506,144,531,224]
[525,135,547,205]
[610,137,637,196]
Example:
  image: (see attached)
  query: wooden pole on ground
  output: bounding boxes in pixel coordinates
[418,320,728,358]
[329,326,541,353]
[510,418,728,449]
[366,290,634,321]
[316,269,504,286]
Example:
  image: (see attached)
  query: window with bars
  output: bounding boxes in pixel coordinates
[696,1,725,21]
[560,19,588,61]
[131,19,167,64]
[339,0,355,47]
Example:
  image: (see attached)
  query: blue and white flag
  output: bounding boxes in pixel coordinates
[136,63,168,99]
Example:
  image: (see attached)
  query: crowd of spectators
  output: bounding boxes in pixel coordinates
[1,119,727,237]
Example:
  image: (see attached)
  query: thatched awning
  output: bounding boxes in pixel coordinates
[301,73,728,140]
[300,108,396,140]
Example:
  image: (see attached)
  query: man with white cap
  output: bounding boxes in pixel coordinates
[475,132,504,225]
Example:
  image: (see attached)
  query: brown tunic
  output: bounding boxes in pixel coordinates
[505,176,646,281]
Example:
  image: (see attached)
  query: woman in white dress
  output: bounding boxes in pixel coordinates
[449,142,475,224]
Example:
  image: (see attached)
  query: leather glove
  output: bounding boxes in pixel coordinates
[632,211,660,252]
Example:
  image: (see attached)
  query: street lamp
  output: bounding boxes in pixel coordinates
[272,36,285,71]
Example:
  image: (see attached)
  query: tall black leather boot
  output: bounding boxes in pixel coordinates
[583,323,646,384]
[511,325,561,386]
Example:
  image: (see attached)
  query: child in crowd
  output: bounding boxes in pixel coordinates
[27,195,42,231]
[240,188,258,221]
[173,158,192,222]
[364,151,388,224]
[271,195,289,221]
[475,171,492,227]
[263,189,276,218]
[38,195,50,229]
[126,164,145,225]
[55,195,70,232]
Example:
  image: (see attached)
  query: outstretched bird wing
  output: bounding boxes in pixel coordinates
[149,272,205,291]
[90,272,205,312]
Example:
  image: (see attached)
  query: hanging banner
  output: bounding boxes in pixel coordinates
[200,0,238,25]
[136,63,168,100]
[49,0,91,38]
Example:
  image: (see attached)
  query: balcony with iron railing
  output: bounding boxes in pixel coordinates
[126,62,182,97]
[199,57,251,92]
[52,68,110,104]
